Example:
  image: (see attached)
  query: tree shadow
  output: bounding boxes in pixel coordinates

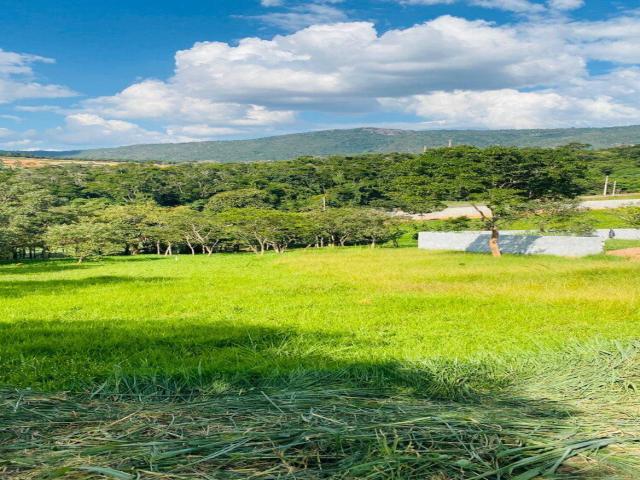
[0,256,169,276]
[0,319,559,406]
[0,275,169,298]
[466,233,540,254]
[0,259,95,275]
[1,320,634,478]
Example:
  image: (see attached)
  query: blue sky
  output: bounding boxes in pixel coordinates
[0,0,638,150]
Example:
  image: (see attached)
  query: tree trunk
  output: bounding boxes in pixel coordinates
[489,227,501,257]
[156,241,161,255]
[187,241,195,255]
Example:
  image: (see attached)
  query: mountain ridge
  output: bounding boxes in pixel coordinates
[5,125,640,163]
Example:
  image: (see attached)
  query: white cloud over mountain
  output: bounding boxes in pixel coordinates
[1,6,639,148]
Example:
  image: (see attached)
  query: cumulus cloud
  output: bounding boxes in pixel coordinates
[381,87,640,129]
[69,15,604,144]
[567,15,640,64]
[133,17,584,107]
[49,113,179,147]
[11,7,640,148]
[0,49,76,104]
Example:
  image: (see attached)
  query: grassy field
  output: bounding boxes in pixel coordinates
[2,249,640,478]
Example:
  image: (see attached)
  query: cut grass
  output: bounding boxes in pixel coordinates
[1,249,639,478]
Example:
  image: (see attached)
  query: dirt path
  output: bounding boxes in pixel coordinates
[607,247,640,260]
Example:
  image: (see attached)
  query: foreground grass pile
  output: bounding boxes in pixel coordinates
[1,249,639,478]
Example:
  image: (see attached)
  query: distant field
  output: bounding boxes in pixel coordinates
[2,249,639,478]
[0,156,119,168]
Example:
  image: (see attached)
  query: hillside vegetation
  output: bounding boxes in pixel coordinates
[5,125,640,162]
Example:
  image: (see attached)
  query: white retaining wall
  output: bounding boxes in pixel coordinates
[595,229,640,240]
[418,232,604,257]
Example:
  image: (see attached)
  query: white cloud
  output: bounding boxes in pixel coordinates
[398,0,455,4]
[85,80,296,126]
[567,16,640,64]
[469,0,544,13]
[165,17,584,105]
[248,3,348,31]
[11,7,640,149]
[70,15,591,146]
[381,87,640,129]
[0,114,21,122]
[261,0,284,6]
[49,113,178,147]
[0,49,76,104]
[548,0,583,10]
[15,104,68,113]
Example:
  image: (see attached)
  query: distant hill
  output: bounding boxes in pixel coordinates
[10,125,640,163]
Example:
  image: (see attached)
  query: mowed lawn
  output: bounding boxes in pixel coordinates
[1,247,639,392]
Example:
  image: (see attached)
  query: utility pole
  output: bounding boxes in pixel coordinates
[603,176,609,196]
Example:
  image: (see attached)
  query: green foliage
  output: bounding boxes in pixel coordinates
[0,144,636,260]
[621,207,640,227]
[205,188,272,212]
[44,221,122,262]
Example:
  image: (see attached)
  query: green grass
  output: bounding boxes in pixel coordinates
[1,249,640,478]
[2,249,639,392]
[605,239,640,251]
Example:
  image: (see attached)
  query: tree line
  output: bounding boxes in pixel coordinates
[2,144,629,260]
[39,204,402,262]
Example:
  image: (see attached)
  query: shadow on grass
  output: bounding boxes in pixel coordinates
[0,319,515,400]
[1,320,637,478]
[0,275,170,298]
[0,255,170,276]
[0,258,95,275]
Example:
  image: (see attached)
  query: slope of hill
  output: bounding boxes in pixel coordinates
[11,125,640,163]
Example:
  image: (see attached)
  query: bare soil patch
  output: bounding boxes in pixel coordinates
[607,247,640,259]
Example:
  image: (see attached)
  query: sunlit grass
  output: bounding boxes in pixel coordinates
[2,249,640,478]
[1,248,639,392]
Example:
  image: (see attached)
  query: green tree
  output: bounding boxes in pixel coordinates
[206,188,272,212]
[45,221,122,263]
[621,207,640,227]
[100,202,162,254]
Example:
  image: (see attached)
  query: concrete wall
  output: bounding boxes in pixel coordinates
[582,199,640,210]
[595,229,640,240]
[418,232,604,257]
